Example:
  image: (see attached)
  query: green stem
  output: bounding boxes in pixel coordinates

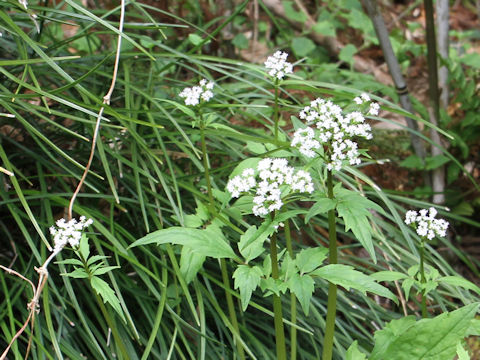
[274,79,279,141]
[322,171,338,360]
[270,230,287,360]
[419,241,428,318]
[285,220,297,360]
[199,120,244,359]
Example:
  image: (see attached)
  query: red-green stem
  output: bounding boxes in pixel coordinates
[419,241,428,318]
[322,171,338,360]
[270,230,287,360]
[285,220,297,360]
[199,122,245,359]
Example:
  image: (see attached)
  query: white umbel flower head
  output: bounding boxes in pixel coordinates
[264,51,293,80]
[49,216,93,253]
[226,158,314,217]
[292,96,375,171]
[179,78,215,106]
[404,207,449,240]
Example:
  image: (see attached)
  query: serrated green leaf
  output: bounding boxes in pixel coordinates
[91,276,126,322]
[346,341,367,360]
[261,277,288,297]
[233,265,263,311]
[289,273,314,315]
[295,247,328,275]
[402,278,415,301]
[184,214,204,228]
[86,255,110,267]
[370,303,479,360]
[305,198,336,223]
[238,225,268,263]
[180,246,206,284]
[62,267,89,279]
[370,271,409,282]
[130,227,237,260]
[439,276,480,295]
[79,233,90,260]
[312,264,397,303]
[91,266,120,276]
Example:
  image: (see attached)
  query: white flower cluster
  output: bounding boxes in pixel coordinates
[404,207,449,240]
[179,79,214,106]
[49,216,93,253]
[353,93,380,116]
[291,96,376,171]
[264,51,293,80]
[227,158,314,217]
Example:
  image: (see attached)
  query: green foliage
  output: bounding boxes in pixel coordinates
[369,303,479,360]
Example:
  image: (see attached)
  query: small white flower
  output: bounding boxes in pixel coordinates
[264,51,293,80]
[49,217,93,253]
[404,208,449,240]
[179,79,215,106]
[227,158,313,217]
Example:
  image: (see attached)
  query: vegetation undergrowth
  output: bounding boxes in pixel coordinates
[1,0,480,359]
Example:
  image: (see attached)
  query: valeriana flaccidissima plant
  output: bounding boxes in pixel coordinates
[291,93,379,360]
[227,157,314,360]
[179,78,247,360]
[0,217,93,360]
[405,207,449,318]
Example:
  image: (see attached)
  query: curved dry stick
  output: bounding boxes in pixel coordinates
[68,0,126,220]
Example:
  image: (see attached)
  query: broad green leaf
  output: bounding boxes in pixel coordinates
[288,273,314,315]
[305,197,336,223]
[438,276,480,295]
[229,157,261,179]
[238,225,268,263]
[346,341,367,360]
[91,276,126,323]
[295,247,328,275]
[312,21,336,37]
[180,246,206,284]
[425,155,450,170]
[130,227,237,260]
[233,265,263,311]
[91,266,120,276]
[245,141,267,155]
[261,277,289,297]
[370,271,409,282]
[400,154,424,169]
[282,1,307,22]
[291,37,316,57]
[62,268,88,279]
[402,278,415,301]
[339,44,357,65]
[188,33,203,46]
[311,264,397,303]
[370,303,479,360]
